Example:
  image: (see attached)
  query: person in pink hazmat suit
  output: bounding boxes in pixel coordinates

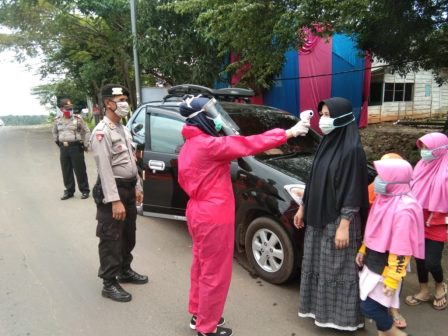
[356,158,425,336]
[177,94,310,336]
[405,132,448,310]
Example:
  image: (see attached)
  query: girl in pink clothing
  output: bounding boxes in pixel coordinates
[405,132,448,310]
[356,159,425,336]
[177,95,309,336]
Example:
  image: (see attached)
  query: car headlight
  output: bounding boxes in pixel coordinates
[284,183,306,205]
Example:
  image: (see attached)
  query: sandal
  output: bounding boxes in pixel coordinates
[392,313,407,329]
[405,294,430,306]
[432,283,448,310]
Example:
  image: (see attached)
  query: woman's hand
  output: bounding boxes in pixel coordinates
[355,252,365,268]
[335,218,350,249]
[294,205,305,229]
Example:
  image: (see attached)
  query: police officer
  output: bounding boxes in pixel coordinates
[90,84,148,302]
[52,98,90,200]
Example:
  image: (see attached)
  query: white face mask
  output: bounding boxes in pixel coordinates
[318,112,355,135]
[319,116,335,135]
[114,101,130,118]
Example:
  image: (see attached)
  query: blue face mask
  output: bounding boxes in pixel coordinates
[373,176,410,196]
[420,145,448,161]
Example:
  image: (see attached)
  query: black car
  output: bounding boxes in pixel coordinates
[127,85,322,284]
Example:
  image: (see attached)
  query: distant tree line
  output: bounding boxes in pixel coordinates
[0,115,49,126]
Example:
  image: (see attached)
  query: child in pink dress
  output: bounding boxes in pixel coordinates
[356,159,425,336]
[406,132,448,310]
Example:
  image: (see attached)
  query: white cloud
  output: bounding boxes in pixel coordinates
[0,51,49,116]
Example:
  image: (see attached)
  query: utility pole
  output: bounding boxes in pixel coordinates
[130,0,141,106]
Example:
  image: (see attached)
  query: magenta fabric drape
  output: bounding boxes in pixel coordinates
[299,36,332,131]
[359,54,372,128]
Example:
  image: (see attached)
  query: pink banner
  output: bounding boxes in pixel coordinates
[230,53,264,104]
[299,36,332,131]
[359,54,372,128]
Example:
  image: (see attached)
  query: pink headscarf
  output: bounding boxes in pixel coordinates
[364,159,425,259]
[412,132,448,213]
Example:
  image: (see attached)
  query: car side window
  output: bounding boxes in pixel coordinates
[150,114,185,153]
[131,107,145,137]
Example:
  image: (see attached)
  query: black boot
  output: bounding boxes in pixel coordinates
[101,279,132,302]
[60,191,74,200]
[117,269,149,284]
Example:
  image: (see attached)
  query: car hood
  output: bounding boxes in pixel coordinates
[258,154,315,183]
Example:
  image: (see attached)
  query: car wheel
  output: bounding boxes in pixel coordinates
[245,217,295,284]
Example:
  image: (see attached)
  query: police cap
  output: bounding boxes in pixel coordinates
[101,84,130,98]
[60,98,73,109]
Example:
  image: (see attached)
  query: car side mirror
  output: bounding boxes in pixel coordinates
[132,123,144,135]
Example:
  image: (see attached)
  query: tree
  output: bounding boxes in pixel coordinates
[169,0,448,88]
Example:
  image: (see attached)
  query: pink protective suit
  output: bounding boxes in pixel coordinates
[178,125,287,333]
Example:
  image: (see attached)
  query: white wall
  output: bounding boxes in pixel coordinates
[368,70,448,123]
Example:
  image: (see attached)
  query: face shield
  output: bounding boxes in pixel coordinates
[188,97,240,135]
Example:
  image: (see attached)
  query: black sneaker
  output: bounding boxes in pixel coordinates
[197,326,232,336]
[190,315,225,330]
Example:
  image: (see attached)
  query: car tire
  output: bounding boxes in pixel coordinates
[245,216,295,285]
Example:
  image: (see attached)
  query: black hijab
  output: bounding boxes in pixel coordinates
[303,97,369,229]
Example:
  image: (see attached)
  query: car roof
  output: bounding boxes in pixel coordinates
[140,99,295,118]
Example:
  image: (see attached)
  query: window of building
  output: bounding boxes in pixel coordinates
[383,83,413,102]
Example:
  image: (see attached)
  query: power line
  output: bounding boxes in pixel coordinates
[274,64,390,81]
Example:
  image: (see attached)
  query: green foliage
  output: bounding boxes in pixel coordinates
[1,0,447,108]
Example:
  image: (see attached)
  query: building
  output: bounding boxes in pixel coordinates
[368,63,448,123]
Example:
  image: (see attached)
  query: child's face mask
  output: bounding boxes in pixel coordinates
[373,176,410,196]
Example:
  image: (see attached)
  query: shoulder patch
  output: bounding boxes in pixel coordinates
[96,130,105,141]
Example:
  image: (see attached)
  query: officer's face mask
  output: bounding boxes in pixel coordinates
[112,101,130,118]
[62,108,73,118]
[373,176,410,196]
[318,112,355,135]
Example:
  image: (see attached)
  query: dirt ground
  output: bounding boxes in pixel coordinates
[359,122,446,166]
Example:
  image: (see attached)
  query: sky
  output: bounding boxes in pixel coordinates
[0,50,49,116]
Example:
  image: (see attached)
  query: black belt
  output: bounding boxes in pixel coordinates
[115,178,137,189]
[60,141,81,147]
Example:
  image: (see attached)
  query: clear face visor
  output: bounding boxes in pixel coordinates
[190,97,240,135]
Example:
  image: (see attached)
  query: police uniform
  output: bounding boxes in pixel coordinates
[52,114,90,198]
[90,116,145,288]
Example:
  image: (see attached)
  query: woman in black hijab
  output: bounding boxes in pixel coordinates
[294,97,369,331]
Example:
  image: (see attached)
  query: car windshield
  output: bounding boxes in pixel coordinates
[228,106,319,159]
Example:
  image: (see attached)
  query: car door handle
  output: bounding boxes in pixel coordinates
[148,160,165,171]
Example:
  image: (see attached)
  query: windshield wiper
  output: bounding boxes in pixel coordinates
[265,152,302,162]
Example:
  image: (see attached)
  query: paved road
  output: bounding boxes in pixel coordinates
[0,125,446,336]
